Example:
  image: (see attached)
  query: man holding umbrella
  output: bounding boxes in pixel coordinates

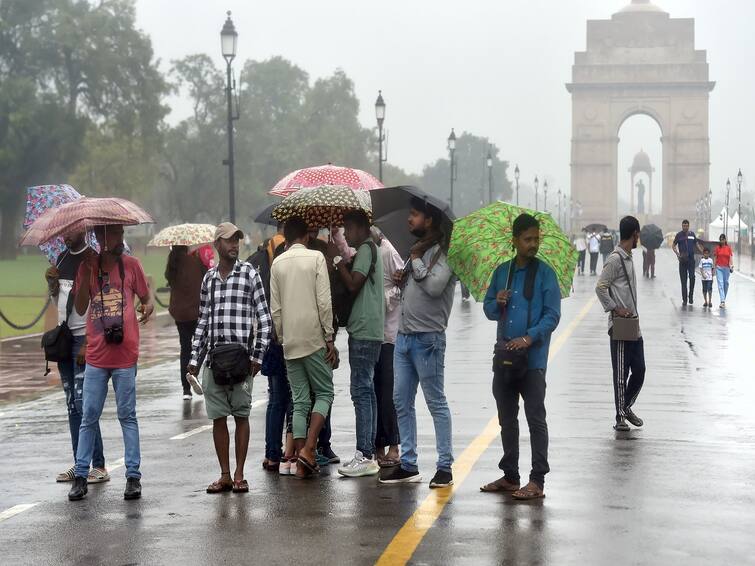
[68,224,154,501]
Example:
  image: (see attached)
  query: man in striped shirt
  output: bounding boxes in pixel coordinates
[188,223,272,494]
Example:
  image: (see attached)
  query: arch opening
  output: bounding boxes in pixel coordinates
[617,113,663,219]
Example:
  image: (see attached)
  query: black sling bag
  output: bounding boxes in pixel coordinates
[206,275,251,386]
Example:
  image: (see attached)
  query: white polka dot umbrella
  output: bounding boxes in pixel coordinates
[269,164,384,197]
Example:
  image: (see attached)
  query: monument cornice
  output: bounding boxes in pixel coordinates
[566,81,715,93]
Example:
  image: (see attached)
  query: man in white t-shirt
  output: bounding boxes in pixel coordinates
[45,232,108,485]
[588,231,601,275]
[573,232,587,275]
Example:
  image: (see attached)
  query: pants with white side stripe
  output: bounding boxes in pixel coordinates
[609,336,646,421]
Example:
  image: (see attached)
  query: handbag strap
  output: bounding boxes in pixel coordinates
[500,259,538,329]
[615,252,637,313]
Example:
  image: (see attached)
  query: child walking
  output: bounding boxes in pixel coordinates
[699,248,714,308]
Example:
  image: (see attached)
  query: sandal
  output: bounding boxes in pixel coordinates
[512,481,545,500]
[232,479,249,493]
[295,455,319,479]
[207,472,233,494]
[480,476,520,493]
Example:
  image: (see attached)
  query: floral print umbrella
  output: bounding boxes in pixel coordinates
[447,202,578,302]
[23,185,99,264]
[269,164,383,197]
[148,223,217,247]
[272,185,372,229]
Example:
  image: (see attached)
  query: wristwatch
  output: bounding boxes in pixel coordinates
[333,255,343,267]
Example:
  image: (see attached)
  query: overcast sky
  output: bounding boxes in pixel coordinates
[135,0,755,208]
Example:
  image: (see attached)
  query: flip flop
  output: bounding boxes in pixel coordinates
[480,477,521,493]
[232,479,249,493]
[511,483,545,500]
[206,479,233,494]
[295,456,319,479]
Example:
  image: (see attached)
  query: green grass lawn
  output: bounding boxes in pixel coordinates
[0,249,170,339]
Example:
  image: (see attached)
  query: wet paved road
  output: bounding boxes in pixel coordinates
[1,249,753,565]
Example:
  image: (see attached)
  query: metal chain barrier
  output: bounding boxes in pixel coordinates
[0,296,52,331]
[154,287,170,309]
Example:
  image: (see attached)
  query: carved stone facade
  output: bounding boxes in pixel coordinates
[567,0,714,228]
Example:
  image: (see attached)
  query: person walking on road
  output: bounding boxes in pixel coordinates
[480,213,561,501]
[46,232,108,485]
[573,231,587,275]
[673,220,703,305]
[699,248,714,308]
[187,223,272,494]
[270,217,338,480]
[714,234,734,308]
[165,245,206,400]
[596,216,645,433]
[327,210,384,478]
[68,224,154,502]
[379,197,456,489]
[371,227,403,467]
[599,228,614,267]
[588,231,601,275]
[642,246,656,279]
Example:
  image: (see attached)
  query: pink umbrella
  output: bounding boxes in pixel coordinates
[19,197,153,246]
[269,164,384,197]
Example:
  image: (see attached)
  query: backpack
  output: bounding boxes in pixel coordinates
[332,241,378,327]
[247,240,272,300]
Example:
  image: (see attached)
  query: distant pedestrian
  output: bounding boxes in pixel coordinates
[327,210,384,478]
[673,219,703,305]
[46,232,108,485]
[599,228,614,266]
[588,231,600,275]
[480,213,561,500]
[187,223,272,494]
[165,245,207,400]
[714,234,734,308]
[379,197,456,489]
[371,227,403,468]
[68,224,154,502]
[596,216,645,433]
[573,231,587,275]
[642,246,656,279]
[699,248,714,307]
[270,217,337,479]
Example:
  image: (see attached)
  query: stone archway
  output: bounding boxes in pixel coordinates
[567,0,714,229]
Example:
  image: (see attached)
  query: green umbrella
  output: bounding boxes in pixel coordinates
[271,185,372,229]
[447,202,578,301]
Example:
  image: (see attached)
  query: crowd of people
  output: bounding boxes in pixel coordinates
[43,194,737,504]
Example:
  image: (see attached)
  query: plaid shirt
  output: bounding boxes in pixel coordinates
[190,261,272,367]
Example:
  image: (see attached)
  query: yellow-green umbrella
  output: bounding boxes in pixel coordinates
[447,202,577,301]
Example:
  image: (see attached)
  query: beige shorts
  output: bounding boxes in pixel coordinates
[201,366,254,420]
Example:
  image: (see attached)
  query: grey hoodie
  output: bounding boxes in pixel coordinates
[595,246,641,334]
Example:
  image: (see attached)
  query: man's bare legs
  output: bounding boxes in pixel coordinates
[212,416,250,484]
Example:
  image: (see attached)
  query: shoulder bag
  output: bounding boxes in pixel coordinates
[206,274,251,386]
[611,254,640,341]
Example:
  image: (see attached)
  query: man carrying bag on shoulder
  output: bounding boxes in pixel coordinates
[596,216,645,433]
[187,223,272,494]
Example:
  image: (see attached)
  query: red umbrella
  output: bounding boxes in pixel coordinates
[19,197,153,246]
[269,164,383,197]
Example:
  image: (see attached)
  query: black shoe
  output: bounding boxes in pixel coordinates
[318,446,340,464]
[688,297,694,305]
[682,299,687,306]
[68,476,88,501]
[378,466,422,484]
[429,470,454,489]
[124,477,142,500]
[624,409,644,428]
[613,418,630,432]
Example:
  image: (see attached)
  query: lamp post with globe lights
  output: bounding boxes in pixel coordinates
[221,11,239,223]
[514,164,520,206]
[448,129,457,209]
[375,91,386,182]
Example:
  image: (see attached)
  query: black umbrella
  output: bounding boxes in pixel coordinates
[253,203,279,227]
[640,224,664,249]
[370,186,455,259]
[584,223,608,233]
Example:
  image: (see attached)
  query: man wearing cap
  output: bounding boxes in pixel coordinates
[187,222,272,494]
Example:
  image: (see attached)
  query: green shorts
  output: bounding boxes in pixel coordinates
[201,366,254,420]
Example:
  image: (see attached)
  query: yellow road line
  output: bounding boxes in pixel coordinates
[376,296,598,566]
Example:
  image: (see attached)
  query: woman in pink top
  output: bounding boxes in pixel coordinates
[713,234,734,308]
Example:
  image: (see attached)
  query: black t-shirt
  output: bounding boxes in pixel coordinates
[599,233,614,254]
[674,231,698,258]
[56,249,86,281]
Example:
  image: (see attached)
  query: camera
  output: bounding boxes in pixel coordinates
[104,325,124,345]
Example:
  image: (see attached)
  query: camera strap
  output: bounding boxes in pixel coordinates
[97,255,126,329]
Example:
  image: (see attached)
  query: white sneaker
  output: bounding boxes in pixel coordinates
[337,451,380,478]
[187,372,203,396]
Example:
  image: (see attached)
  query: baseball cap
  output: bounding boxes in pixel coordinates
[214,222,244,241]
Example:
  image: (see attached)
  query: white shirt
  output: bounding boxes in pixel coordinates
[379,238,404,344]
[588,234,600,253]
[574,236,587,252]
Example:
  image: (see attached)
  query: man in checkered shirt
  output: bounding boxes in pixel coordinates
[187,222,272,494]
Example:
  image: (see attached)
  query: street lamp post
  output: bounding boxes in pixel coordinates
[557,188,562,227]
[375,91,386,182]
[543,180,548,213]
[708,189,713,227]
[448,129,456,209]
[514,164,520,206]
[486,148,493,204]
[737,169,743,260]
[725,178,731,236]
[534,176,539,210]
[221,11,238,224]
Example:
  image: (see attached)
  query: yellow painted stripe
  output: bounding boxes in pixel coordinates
[376,296,598,566]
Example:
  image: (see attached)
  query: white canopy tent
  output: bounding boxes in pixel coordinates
[709,207,748,242]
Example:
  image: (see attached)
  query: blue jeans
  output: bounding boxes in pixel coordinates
[393,332,453,473]
[75,365,140,479]
[59,334,104,468]
[264,372,291,461]
[716,266,731,302]
[349,338,382,459]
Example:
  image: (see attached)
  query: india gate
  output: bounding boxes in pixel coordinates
[567,0,714,228]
